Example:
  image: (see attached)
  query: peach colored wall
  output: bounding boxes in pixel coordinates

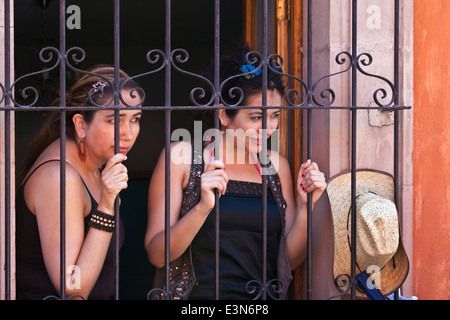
[413,0,450,300]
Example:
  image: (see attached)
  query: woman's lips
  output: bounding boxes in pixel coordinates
[119,147,130,154]
[250,138,263,146]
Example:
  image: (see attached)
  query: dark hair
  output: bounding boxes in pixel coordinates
[19,65,139,183]
[200,42,285,130]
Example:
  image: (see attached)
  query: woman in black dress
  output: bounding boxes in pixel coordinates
[145,44,326,300]
[16,66,142,300]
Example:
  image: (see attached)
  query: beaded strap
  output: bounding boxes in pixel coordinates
[89,209,115,233]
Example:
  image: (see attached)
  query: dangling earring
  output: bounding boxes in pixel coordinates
[78,139,87,163]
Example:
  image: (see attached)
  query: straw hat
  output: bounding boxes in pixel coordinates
[327,170,409,298]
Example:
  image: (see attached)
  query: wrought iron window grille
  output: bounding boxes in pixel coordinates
[1,0,410,300]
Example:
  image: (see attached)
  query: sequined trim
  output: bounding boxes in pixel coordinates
[180,145,203,216]
[225,180,266,195]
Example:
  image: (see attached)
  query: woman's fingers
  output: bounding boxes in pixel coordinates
[198,159,230,211]
[103,153,127,172]
[204,159,225,172]
[202,169,228,195]
[297,160,327,206]
[99,154,130,212]
[203,159,228,194]
[304,179,327,194]
[298,159,311,181]
[301,170,324,192]
[202,176,227,195]
[102,154,130,194]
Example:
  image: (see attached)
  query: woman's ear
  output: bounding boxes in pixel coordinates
[72,113,87,139]
[218,109,229,128]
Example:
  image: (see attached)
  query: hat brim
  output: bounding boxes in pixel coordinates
[327,170,409,298]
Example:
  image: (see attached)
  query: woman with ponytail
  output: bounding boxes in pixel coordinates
[145,44,326,300]
[16,66,143,300]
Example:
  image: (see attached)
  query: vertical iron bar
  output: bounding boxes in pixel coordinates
[350,0,358,300]
[306,0,313,300]
[3,0,11,301]
[113,0,120,300]
[393,0,400,301]
[164,0,172,298]
[261,0,268,301]
[287,1,292,167]
[213,0,220,301]
[59,0,67,300]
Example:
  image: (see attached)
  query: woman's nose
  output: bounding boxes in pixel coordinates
[267,120,278,135]
[120,122,133,140]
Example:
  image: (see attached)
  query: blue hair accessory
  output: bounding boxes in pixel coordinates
[240,64,262,79]
[92,81,106,93]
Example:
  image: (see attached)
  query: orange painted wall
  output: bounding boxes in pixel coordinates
[413,0,450,300]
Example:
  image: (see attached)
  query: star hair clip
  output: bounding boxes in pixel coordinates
[92,81,106,93]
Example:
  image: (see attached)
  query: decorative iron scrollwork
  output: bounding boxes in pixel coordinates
[311,51,353,107]
[323,273,354,300]
[356,53,396,107]
[42,294,86,300]
[118,48,167,107]
[170,48,216,107]
[8,46,61,107]
[245,278,283,300]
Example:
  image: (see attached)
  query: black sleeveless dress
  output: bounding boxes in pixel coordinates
[188,180,282,300]
[150,144,292,300]
[15,160,123,300]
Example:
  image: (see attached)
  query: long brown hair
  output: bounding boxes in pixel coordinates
[19,65,139,183]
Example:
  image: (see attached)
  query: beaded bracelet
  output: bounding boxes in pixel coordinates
[89,209,115,233]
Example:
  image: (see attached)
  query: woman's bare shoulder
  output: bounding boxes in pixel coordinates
[23,159,87,215]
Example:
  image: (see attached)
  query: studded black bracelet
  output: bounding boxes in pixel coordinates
[89,209,115,233]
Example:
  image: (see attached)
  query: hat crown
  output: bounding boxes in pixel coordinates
[327,170,410,297]
[354,192,399,271]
